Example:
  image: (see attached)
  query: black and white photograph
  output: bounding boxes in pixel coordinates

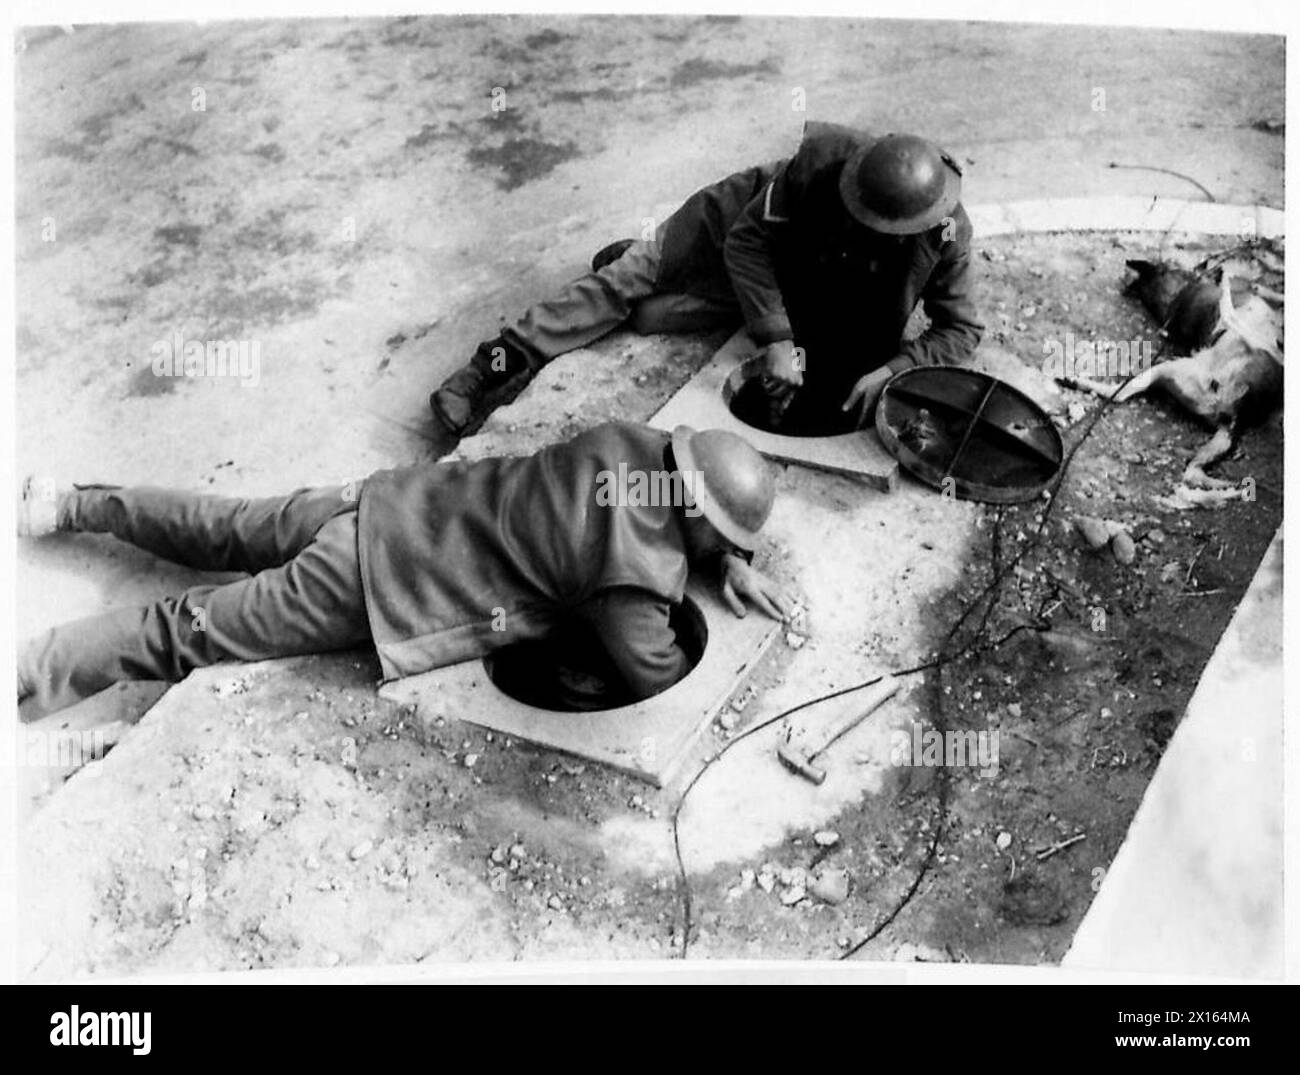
[3,0,1292,1003]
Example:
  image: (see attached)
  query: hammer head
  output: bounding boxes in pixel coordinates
[777,740,826,785]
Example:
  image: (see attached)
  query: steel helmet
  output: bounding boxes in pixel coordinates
[670,425,775,551]
[839,132,961,235]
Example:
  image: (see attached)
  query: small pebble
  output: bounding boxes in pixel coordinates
[810,868,851,905]
[995,831,1013,851]
[1075,516,1111,551]
[812,831,839,848]
[349,840,373,861]
[1111,531,1137,565]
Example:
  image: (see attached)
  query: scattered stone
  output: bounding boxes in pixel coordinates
[547,895,564,912]
[349,840,374,861]
[191,804,215,821]
[304,855,321,871]
[810,867,851,905]
[1007,702,1022,718]
[463,753,479,769]
[509,843,526,861]
[1111,530,1137,565]
[813,830,840,848]
[1145,528,1167,547]
[738,868,756,891]
[1075,515,1111,551]
[490,846,507,865]
[719,710,738,731]
[780,885,807,906]
[1067,400,1087,424]
[785,631,807,650]
[996,831,1013,851]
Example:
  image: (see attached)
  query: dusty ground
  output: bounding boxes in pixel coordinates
[12,16,1285,973]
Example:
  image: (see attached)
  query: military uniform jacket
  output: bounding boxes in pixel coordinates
[357,422,693,700]
[655,120,983,396]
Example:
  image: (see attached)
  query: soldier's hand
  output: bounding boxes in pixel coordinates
[841,367,894,429]
[720,553,795,623]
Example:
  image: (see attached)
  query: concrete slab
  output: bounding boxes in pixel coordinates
[379,578,782,788]
[648,329,900,491]
[1062,529,1283,979]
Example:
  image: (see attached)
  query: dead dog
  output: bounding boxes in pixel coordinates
[1059,261,1283,508]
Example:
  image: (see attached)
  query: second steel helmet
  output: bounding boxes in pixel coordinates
[670,426,775,551]
[839,132,961,235]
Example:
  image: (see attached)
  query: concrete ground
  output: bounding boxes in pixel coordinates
[12,16,1286,975]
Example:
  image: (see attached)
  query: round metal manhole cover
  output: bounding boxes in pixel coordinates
[875,367,1064,503]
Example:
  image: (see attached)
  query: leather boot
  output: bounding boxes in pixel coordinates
[591,238,635,272]
[430,334,535,436]
[17,474,64,538]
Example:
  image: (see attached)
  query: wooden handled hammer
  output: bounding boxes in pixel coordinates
[776,679,899,784]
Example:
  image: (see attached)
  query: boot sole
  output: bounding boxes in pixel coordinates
[430,369,537,440]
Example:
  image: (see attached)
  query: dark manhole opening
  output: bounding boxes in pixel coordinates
[483,596,708,712]
[724,357,859,437]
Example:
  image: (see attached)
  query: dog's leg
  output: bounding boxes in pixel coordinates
[1182,425,1237,489]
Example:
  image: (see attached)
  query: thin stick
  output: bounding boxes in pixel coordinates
[1035,833,1087,861]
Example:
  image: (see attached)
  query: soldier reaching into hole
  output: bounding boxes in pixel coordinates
[18,423,794,718]
[430,120,983,438]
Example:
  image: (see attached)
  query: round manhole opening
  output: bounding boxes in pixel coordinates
[723,357,860,437]
[483,595,708,712]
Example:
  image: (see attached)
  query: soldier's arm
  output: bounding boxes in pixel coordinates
[721,155,803,346]
[574,588,692,702]
[888,213,985,372]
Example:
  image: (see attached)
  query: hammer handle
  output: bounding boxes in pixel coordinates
[802,679,900,759]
